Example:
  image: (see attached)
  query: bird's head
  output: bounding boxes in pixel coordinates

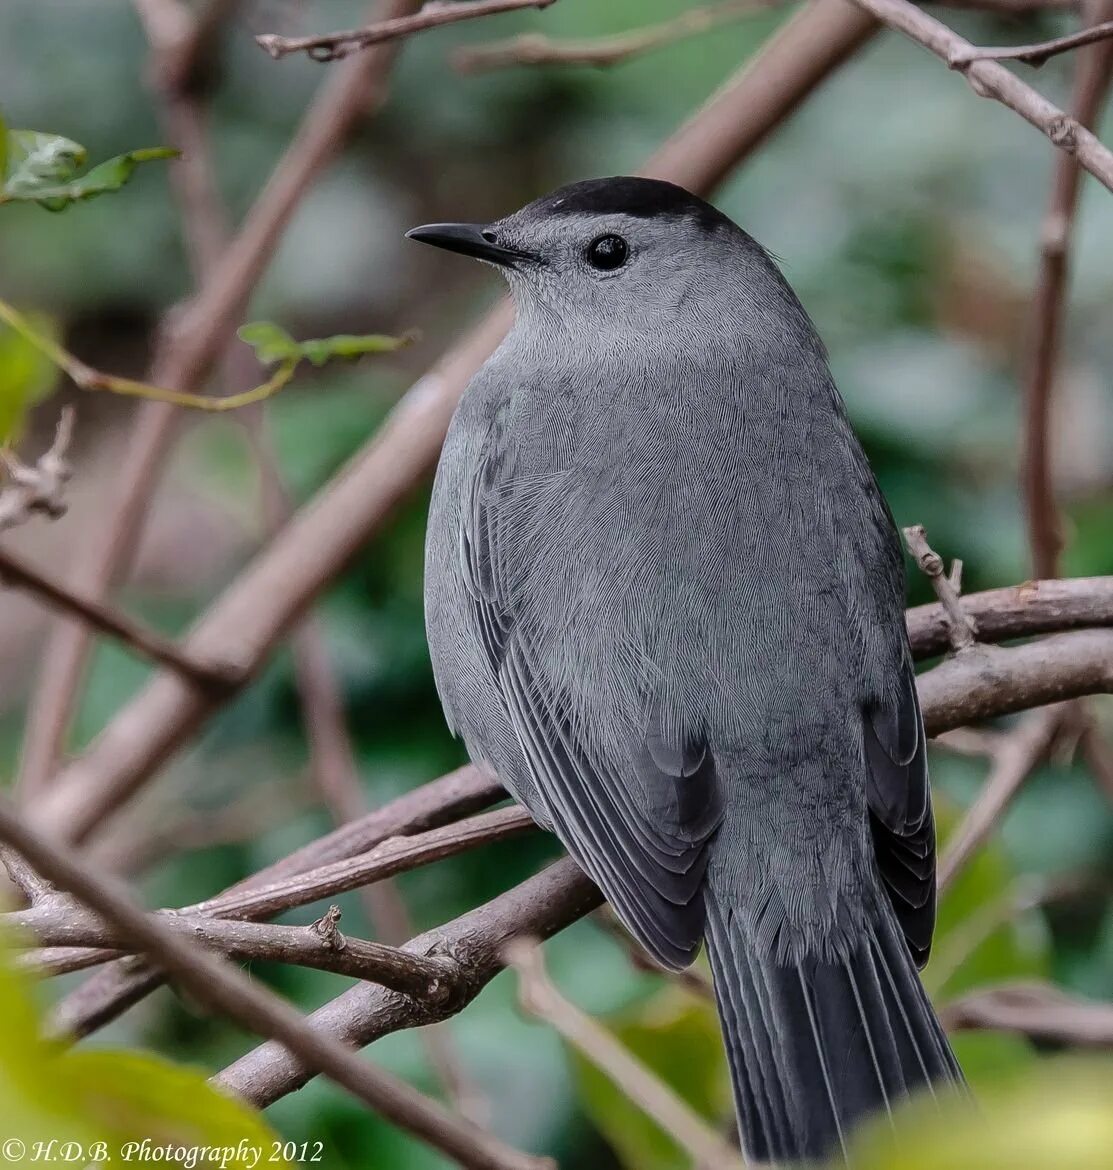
[406,176,793,343]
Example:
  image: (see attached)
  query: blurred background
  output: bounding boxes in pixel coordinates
[1,1,1112,1167]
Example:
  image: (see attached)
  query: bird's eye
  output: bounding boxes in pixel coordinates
[586,234,628,271]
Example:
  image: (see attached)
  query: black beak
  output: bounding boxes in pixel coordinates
[405,222,537,267]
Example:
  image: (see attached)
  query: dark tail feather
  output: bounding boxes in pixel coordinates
[704,889,962,1165]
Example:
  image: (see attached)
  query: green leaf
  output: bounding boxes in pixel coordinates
[237,321,302,365]
[0,111,8,188]
[847,1057,1113,1170]
[0,932,289,1165]
[3,130,87,192]
[572,982,730,1170]
[238,322,413,368]
[299,332,412,367]
[24,148,178,212]
[0,311,61,444]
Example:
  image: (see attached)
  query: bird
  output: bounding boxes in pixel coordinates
[407,176,963,1164]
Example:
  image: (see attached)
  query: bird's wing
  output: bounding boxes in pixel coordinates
[863,662,935,966]
[460,468,722,970]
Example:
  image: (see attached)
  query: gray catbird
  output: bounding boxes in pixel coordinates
[408,177,962,1164]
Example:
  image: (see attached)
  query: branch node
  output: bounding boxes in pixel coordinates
[902,524,978,653]
[311,905,347,951]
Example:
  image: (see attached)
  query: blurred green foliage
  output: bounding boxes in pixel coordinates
[0,1,1111,1167]
[0,933,286,1165]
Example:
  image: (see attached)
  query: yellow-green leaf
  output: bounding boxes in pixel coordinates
[238,321,412,368]
[19,148,178,212]
[299,332,412,366]
[3,130,87,193]
[0,933,289,1166]
[847,1058,1113,1170]
[0,311,61,444]
[237,321,301,365]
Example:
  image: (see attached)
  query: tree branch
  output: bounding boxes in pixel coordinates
[9,806,535,945]
[950,18,1113,67]
[452,0,780,73]
[1020,0,1113,578]
[0,408,75,534]
[936,705,1065,891]
[506,939,744,1169]
[939,981,1113,1046]
[0,545,240,694]
[906,575,1113,659]
[903,525,978,651]
[21,903,456,1000]
[0,799,552,1170]
[216,857,603,1109]
[258,0,560,63]
[844,0,1113,192]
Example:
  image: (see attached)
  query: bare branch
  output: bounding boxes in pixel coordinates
[940,982,1113,1046]
[0,847,53,904]
[506,939,744,1170]
[259,0,560,63]
[22,904,455,1000]
[0,408,74,534]
[47,765,504,1039]
[918,629,1113,734]
[0,545,241,694]
[0,799,552,1170]
[9,806,536,945]
[937,706,1065,891]
[844,0,1113,192]
[950,18,1113,68]
[903,525,978,651]
[452,0,779,73]
[216,857,602,1108]
[906,575,1113,659]
[1020,0,1113,578]
[108,626,1113,1100]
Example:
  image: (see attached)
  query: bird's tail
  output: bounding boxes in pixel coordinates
[703,885,962,1165]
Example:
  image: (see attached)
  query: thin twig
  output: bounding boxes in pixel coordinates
[506,939,744,1170]
[50,767,504,1035]
[7,806,536,945]
[452,0,780,73]
[843,0,1113,192]
[1080,717,1113,804]
[216,857,604,1108]
[20,903,455,1000]
[939,981,1113,1045]
[903,525,978,651]
[0,799,552,1170]
[937,706,1065,891]
[0,545,240,693]
[0,408,74,534]
[950,18,1113,67]
[1020,0,1113,578]
[259,0,559,62]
